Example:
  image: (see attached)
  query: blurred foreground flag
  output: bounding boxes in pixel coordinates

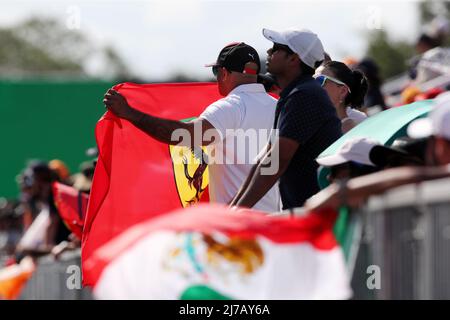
[0,257,35,300]
[82,83,222,286]
[52,182,88,240]
[85,205,352,299]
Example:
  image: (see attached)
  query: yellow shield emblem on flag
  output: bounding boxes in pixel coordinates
[169,145,209,207]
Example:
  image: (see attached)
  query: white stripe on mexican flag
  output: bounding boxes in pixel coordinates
[86,204,352,300]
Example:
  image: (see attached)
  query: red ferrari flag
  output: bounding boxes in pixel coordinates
[82,82,222,286]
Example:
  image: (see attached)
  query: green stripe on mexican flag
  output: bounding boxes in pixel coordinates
[86,205,352,300]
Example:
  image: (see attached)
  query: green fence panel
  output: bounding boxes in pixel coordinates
[0,79,115,198]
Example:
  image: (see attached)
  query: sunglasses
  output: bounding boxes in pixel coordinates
[271,43,295,55]
[313,74,351,93]
[212,65,221,77]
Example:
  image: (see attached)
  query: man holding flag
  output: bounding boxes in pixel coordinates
[103,42,280,212]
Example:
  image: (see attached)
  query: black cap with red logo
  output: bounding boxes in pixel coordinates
[206,42,260,75]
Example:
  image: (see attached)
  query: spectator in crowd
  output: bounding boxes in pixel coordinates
[0,199,22,265]
[317,138,384,183]
[314,61,368,133]
[307,92,450,211]
[343,56,358,69]
[72,160,95,193]
[408,92,450,166]
[409,18,450,85]
[306,164,450,211]
[317,137,423,184]
[314,136,424,256]
[103,42,281,212]
[409,33,441,81]
[71,146,98,193]
[17,161,50,228]
[428,16,450,46]
[415,46,450,85]
[15,161,71,256]
[370,139,425,168]
[230,28,342,210]
[391,137,428,165]
[400,86,422,105]
[416,33,440,56]
[257,72,281,95]
[355,58,387,111]
[49,159,71,185]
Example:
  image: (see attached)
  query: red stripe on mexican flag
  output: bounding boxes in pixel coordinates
[85,205,352,299]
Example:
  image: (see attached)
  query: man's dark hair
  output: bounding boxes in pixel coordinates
[300,60,323,76]
[257,73,278,92]
[417,33,440,49]
[27,160,54,183]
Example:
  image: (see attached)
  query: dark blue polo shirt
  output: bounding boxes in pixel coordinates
[274,74,342,209]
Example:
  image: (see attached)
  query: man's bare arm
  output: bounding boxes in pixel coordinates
[235,137,299,209]
[305,165,450,211]
[229,143,271,206]
[103,88,218,146]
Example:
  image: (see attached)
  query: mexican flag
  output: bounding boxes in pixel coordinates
[82,82,222,286]
[85,204,352,299]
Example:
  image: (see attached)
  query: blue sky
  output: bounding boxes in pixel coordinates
[1,0,420,80]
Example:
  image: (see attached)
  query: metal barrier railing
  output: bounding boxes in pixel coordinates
[18,177,450,299]
[352,177,450,299]
[19,249,92,300]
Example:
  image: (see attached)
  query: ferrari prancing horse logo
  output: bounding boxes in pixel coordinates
[169,145,209,207]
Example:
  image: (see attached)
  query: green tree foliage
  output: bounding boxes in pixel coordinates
[0,17,130,79]
[365,30,415,79]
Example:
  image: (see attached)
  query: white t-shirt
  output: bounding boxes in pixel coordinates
[344,107,367,124]
[199,83,281,213]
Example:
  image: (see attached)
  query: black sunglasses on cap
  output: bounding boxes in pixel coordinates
[212,65,221,77]
[271,43,294,55]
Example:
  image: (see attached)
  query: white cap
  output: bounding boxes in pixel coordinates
[316,137,381,167]
[262,28,325,69]
[407,91,450,140]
